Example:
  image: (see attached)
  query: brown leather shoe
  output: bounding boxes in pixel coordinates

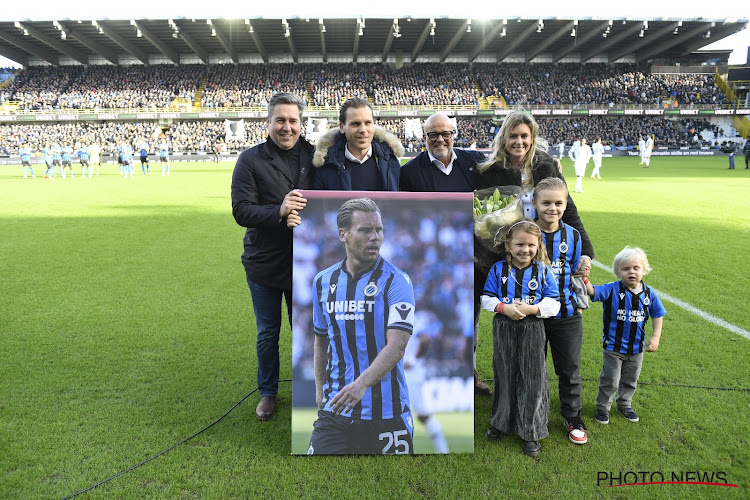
[255,396,277,421]
[474,369,492,396]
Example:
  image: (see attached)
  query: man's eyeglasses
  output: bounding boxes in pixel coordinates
[426,131,455,141]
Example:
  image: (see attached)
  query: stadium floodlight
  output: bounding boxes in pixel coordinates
[500,27,506,37]
[60,31,66,40]
[392,19,401,38]
[14,21,21,29]
[570,28,576,37]
[91,20,98,26]
[136,29,142,37]
[53,20,61,29]
[23,29,28,36]
[503,19,507,25]
[642,20,648,30]
[130,19,136,26]
[639,29,644,37]
[244,19,250,25]
[211,28,216,37]
[206,19,212,25]
[430,18,436,37]
[467,19,471,33]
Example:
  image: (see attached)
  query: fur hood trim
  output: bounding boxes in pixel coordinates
[312,126,405,167]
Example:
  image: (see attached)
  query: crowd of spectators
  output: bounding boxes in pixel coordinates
[537,116,716,148]
[369,63,480,106]
[0,119,272,156]
[309,63,370,107]
[1,63,729,110]
[2,116,729,157]
[475,63,726,107]
[3,65,201,110]
[201,64,308,108]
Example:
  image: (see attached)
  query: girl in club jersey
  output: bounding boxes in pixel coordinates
[481,220,560,457]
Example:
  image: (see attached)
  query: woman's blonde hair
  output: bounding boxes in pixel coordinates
[501,219,550,267]
[478,110,549,190]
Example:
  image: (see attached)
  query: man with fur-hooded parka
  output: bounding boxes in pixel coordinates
[312,126,405,191]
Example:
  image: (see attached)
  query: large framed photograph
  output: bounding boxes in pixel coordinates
[291,191,475,455]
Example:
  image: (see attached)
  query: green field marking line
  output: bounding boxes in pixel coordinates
[591,259,750,341]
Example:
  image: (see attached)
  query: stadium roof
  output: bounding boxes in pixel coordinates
[0,17,746,67]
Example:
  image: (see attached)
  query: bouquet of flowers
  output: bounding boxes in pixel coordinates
[473,186,523,275]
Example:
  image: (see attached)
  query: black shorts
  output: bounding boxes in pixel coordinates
[22,160,31,166]
[80,159,89,166]
[62,161,71,167]
[160,155,169,161]
[53,160,61,166]
[307,410,414,455]
[140,155,149,164]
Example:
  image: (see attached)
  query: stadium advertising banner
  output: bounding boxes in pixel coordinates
[291,191,474,455]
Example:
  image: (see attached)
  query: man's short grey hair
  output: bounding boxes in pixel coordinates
[337,197,381,230]
[267,92,306,120]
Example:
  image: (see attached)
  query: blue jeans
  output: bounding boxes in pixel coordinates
[246,278,292,397]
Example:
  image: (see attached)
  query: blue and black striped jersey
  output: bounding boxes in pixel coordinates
[483,260,560,306]
[78,147,90,161]
[313,255,415,420]
[541,221,581,319]
[591,281,667,354]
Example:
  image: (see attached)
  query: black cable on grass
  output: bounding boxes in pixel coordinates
[63,381,290,499]
[63,375,749,498]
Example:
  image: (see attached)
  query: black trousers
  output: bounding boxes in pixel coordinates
[544,313,583,418]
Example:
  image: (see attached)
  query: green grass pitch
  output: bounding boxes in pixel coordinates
[1,156,749,499]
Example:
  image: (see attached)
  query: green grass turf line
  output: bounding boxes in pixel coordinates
[1,158,749,499]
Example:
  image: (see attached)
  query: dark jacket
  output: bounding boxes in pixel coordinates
[312,127,404,191]
[400,148,484,192]
[475,150,595,283]
[743,140,750,154]
[231,138,315,289]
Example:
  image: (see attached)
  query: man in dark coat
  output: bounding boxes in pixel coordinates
[231,93,314,421]
[311,97,403,192]
[400,113,484,192]
[399,113,492,395]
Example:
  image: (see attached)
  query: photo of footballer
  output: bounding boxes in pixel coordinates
[291,191,475,455]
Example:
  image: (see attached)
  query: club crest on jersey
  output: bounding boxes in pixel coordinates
[559,242,569,253]
[364,283,379,297]
[619,293,625,300]
[643,296,650,306]
[330,283,337,294]
[501,277,508,284]
[528,279,539,291]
